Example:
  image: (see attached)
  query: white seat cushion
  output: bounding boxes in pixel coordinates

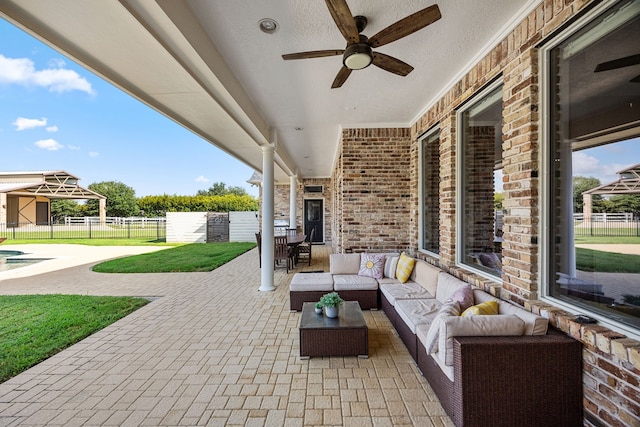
[289,272,334,291]
[379,282,434,305]
[395,298,442,334]
[333,274,378,291]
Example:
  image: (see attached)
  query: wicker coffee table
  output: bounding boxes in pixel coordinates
[299,301,368,359]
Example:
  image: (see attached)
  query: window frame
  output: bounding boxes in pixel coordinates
[539,0,640,339]
[418,125,441,257]
[455,78,504,279]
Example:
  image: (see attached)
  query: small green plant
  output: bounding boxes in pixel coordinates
[315,302,323,309]
[320,292,343,308]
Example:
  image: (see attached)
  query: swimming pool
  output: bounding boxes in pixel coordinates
[0,250,50,271]
[0,250,25,257]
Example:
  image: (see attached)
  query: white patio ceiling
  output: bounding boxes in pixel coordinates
[0,0,539,183]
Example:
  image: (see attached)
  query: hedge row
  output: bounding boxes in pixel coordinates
[137,194,259,216]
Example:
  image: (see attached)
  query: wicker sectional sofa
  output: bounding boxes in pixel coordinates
[290,253,583,426]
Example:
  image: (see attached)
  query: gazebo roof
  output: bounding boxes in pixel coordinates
[0,170,105,200]
[583,163,640,195]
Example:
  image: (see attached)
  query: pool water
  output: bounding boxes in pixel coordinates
[0,250,50,271]
[0,258,49,271]
[0,250,24,257]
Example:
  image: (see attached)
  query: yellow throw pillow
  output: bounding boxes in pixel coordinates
[395,252,416,283]
[461,300,499,317]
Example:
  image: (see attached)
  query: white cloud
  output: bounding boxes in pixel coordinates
[67,145,81,150]
[13,116,47,131]
[89,151,99,157]
[34,138,63,151]
[0,54,95,95]
[195,175,210,183]
[46,125,58,133]
[572,152,602,176]
[572,151,630,184]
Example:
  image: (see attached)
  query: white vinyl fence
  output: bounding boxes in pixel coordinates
[166,212,259,243]
[166,212,208,243]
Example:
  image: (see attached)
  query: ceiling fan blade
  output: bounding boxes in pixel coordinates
[325,0,359,44]
[282,50,344,60]
[369,5,441,48]
[594,54,640,72]
[331,66,352,88]
[631,74,640,83]
[372,52,414,76]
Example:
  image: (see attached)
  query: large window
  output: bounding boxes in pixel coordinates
[420,128,440,255]
[543,0,640,332]
[457,81,504,277]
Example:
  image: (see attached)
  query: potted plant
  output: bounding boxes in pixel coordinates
[320,292,343,318]
[314,302,323,314]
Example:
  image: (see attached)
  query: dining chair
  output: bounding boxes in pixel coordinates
[255,231,262,267]
[296,227,315,266]
[274,235,291,273]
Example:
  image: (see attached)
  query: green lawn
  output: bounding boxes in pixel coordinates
[92,242,256,273]
[575,247,640,273]
[574,235,640,245]
[0,295,149,383]
[2,238,176,246]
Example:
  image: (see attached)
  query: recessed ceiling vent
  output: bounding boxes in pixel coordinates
[304,185,323,193]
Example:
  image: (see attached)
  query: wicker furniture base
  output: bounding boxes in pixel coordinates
[394,313,418,360]
[335,290,378,310]
[417,328,582,427]
[380,293,397,327]
[290,291,328,311]
[299,301,368,358]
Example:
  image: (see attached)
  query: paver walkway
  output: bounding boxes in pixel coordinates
[0,245,451,426]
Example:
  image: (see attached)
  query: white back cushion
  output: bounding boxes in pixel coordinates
[435,272,468,303]
[330,253,361,274]
[472,289,548,335]
[412,260,441,296]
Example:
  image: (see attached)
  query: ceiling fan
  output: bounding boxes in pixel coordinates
[594,53,640,83]
[282,0,441,88]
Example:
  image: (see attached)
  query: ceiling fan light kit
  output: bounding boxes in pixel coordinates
[343,44,372,69]
[282,0,442,88]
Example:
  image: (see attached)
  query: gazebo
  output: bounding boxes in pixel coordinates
[0,171,106,226]
[582,163,640,220]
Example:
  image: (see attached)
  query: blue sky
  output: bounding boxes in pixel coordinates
[0,19,259,198]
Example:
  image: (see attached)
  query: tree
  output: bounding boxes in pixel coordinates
[50,199,81,222]
[572,176,603,213]
[197,182,248,197]
[609,194,640,214]
[494,192,503,210]
[85,181,139,217]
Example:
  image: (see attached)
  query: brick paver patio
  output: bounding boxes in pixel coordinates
[0,245,451,426]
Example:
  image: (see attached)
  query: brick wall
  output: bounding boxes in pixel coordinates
[404,1,640,426]
[332,128,411,253]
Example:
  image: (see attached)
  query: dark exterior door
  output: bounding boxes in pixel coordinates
[36,201,49,225]
[303,199,323,243]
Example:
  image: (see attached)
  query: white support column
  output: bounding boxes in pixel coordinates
[260,144,276,292]
[0,193,6,224]
[99,198,106,225]
[289,175,297,230]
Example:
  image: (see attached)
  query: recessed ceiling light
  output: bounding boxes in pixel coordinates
[258,18,278,34]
